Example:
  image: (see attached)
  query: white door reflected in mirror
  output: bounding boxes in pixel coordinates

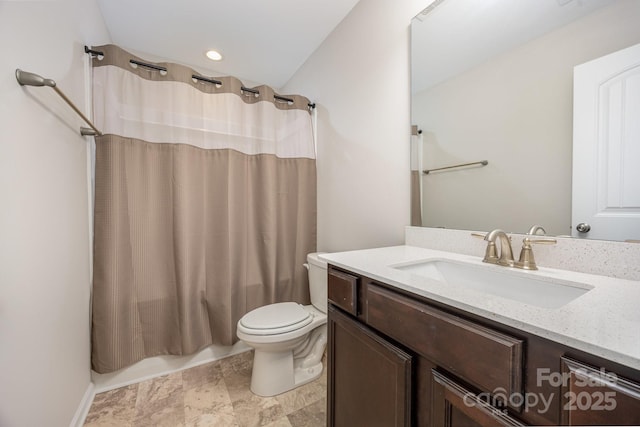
[572,42,640,241]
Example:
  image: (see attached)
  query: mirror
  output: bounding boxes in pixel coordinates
[411,0,640,240]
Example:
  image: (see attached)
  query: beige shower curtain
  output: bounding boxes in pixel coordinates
[410,132,423,226]
[91,45,316,373]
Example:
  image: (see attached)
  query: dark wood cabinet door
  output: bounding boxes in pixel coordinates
[431,370,526,427]
[561,357,640,425]
[327,305,412,427]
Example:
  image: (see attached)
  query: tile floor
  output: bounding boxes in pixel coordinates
[84,350,326,427]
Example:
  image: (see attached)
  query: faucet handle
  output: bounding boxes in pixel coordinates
[470,232,499,263]
[470,232,512,241]
[515,237,557,270]
[483,241,500,264]
[527,237,557,245]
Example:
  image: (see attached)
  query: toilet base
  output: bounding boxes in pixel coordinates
[250,352,325,397]
[293,360,324,388]
[249,326,327,397]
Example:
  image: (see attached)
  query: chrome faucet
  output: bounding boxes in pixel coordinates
[483,229,515,267]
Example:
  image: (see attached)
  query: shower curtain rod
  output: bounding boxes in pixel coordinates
[14,68,102,136]
[85,46,316,110]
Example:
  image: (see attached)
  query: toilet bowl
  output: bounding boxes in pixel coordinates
[236,253,328,397]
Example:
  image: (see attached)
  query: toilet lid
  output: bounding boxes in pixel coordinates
[240,302,312,333]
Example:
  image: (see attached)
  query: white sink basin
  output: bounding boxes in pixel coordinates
[392,259,593,309]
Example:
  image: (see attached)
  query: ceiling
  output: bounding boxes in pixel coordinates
[96,0,361,89]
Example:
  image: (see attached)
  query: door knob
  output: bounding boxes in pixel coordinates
[576,223,591,233]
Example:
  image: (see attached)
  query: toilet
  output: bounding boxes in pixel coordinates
[236,252,328,397]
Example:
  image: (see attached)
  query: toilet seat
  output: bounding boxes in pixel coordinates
[239,302,313,336]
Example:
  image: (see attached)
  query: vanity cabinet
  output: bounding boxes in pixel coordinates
[326,265,640,427]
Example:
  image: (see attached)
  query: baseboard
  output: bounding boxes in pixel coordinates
[69,381,95,427]
[92,342,251,393]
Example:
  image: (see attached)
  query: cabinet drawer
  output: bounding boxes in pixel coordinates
[328,268,358,316]
[367,284,523,403]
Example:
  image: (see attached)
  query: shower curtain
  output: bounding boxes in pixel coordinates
[410,131,423,226]
[90,45,316,373]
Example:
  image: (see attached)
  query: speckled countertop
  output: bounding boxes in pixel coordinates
[320,245,640,371]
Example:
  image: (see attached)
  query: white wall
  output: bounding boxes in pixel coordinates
[283,0,428,252]
[0,1,110,426]
[413,0,640,236]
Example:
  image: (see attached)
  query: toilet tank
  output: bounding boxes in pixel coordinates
[306,252,328,313]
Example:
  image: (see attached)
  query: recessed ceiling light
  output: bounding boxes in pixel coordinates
[206,50,223,61]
